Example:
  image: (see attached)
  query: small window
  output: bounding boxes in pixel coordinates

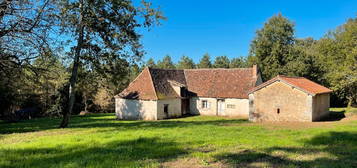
[227,104,236,109]
[277,108,280,114]
[164,104,169,114]
[201,100,209,109]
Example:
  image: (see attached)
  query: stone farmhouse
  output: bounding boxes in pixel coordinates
[115,65,262,120]
[115,66,332,122]
[248,75,332,122]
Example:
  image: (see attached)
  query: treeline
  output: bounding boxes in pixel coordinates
[145,54,251,69]
[145,14,356,107]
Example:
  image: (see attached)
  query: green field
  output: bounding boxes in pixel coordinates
[1,108,357,168]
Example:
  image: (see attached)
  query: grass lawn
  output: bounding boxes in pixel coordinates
[1,108,357,168]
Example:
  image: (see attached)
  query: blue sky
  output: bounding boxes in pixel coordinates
[140,0,357,63]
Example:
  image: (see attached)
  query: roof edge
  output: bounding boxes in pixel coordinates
[147,67,159,100]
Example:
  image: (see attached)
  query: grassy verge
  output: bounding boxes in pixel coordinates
[1,108,357,168]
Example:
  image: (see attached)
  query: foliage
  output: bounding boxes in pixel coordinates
[314,18,357,106]
[197,53,212,68]
[230,57,248,68]
[176,55,195,69]
[157,55,176,69]
[213,56,230,68]
[249,13,295,80]
[1,111,357,167]
[146,58,156,68]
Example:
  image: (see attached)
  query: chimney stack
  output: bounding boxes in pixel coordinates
[252,65,258,78]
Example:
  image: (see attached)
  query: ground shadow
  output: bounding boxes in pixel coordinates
[0,137,187,168]
[0,113,248,134]
[318,110,346,122]
[214,131,357,168]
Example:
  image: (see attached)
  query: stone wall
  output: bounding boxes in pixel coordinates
[189,97,249,117]
[225,99,249,117]
[249,81,311,122]
[115,98,157,120]
[312,93,330,121]
[157,98,182,119]
[190,97,218,116]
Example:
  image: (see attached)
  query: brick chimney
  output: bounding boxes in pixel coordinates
[252,65,258,78]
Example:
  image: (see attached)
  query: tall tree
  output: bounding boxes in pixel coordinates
[58,0,164,128]
[176,55,195,69]
[213,56,230,68]
[230,57,248,68]
[157,55,175,69]
[146,58,156,68]
[197,53,212,68]
[249,13,295,80]
[314,18,357,106]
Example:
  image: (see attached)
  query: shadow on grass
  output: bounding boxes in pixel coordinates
[0,137,187,168]
[0,113,248,135]
[318,110,346,122]
[215,131,357,168]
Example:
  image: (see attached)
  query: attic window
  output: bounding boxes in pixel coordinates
[277,108,280,114]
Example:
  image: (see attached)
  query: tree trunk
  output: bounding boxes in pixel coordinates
[60,1,84,128]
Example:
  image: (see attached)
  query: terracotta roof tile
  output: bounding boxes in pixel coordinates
[184,68,257,98]
[249,75,332,95]
[117,67,259,100]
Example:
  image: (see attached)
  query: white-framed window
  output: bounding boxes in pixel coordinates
[201,100,209,109]
[227,104,235,109]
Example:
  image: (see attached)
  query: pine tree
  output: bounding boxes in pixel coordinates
[157,55,176,69]
[213,56,230,68]
[198,53,212,68]
[176,55,195,69]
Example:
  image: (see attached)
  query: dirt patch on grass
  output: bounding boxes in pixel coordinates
[161,158,227,168]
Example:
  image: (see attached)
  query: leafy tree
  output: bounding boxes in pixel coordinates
[314,18,357,106]
[176,55,195,69]
[146,58,156,68]
[58,0,164,127]
[157,55,175,69]
[230,57,248,68]
[213,56,230,68]
[0,0,56,70]
[197,53,212,68]
[249,13,295,80]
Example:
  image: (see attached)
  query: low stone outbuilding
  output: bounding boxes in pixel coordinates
[248,75,332,122]
[115,66,262,120]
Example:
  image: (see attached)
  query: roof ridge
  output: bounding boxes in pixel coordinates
[184,68,252,71]
[147,67,158,100]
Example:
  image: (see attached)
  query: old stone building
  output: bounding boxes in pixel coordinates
[115,65,262,120]
[248,75,332,122]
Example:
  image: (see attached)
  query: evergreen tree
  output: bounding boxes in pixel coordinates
[213,56,230,68]
[249,13,295,80]
[197,53,212,68]
[157,55,176,69]
[176,55,195,69]
[230,57,248,68]
[146,58,156,68]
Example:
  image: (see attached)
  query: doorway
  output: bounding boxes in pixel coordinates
[217,99,226,116]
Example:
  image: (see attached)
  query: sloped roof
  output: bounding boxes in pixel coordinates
[249,75,332,95]
[117,68,158,100]
[184,68,257,98]
[149,68,186,99]
[117,67,259,100]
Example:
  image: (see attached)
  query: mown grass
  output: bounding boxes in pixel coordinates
[1,108,357,168]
